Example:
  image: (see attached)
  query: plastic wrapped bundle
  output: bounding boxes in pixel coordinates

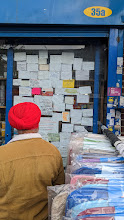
[65,183,124,219]
[67,132,87,165]
[65,173,124,185]
[47,184,77,220]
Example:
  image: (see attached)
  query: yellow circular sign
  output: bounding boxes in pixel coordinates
[84,6,112,18]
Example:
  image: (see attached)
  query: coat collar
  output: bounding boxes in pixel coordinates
[8,133,42,143]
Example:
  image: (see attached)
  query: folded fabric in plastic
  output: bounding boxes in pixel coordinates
[65,184,124,212]
[75,155,124,163]
[76,213,124,220]
[72,163,124,175]
[70,175,109,185]
[66,199,124,218]
[76,216,124,220]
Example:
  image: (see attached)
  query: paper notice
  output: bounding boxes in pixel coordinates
[74,125,86,132]
[40,107,53,116]
[51,80,63,88]
[60,132,71,145]
[39,50,48,58]
[61,71,72,80]
[117,66,123,74]
[117,57,123,67]
[62,112,70,122]
[73,58,83,70]
[42,88,53,96]
[13,96,22,105]
[22,97,34,103]
[79,86,92,94]
[110,118,114,126]
[48,133,60,142]
[59,147,68,157]
[50,71,60,80]
[81,117,93,126]
[30,79,40,87]
[65,96,74,105]
[60,132,71,140]
[39,64,49,71]
[19,87,31,96]
[62,52,74,64]
[63,79,75,88]
[17,62,27,71]
[120,96,124,107]
[37,96,53,115]
[53,103,65,112]
[71,109,82,124]
[62,124,73,132]
[82,109,93,117]
[27,55,38,64]
[52,95,64,104]
[14,52,26,61]
[18,71,30,79]
[38,71,49,80]
[64,88,79,95]
[55,88,79,95]
[82,61,95,70]
[32,88,41,95]
[39,58,47,65]
[34,95,52,105]
[27,63,38,71]
[66,104,74,110]
[50,55,62,63]
[75,70,89,80]
[39,118,58,134]
[13,79,21,86]
[20,80,30,87]
[71,117,81,124]
[107,113,111,120]
[39,80,52,88]
[50,63,61,72]
[71,109,82,118]
[30,71,38,79]
[110,109,115,117]
[52,113,62,121]
[77,94,89,103]
[61,64,72,72]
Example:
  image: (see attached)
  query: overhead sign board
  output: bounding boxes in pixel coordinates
[0,0,123,25]
[84,6,112,18]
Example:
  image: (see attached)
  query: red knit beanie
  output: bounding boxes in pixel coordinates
[8,102,41,130]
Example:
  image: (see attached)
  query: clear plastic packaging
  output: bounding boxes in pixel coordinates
[47,184,76,220]
[67,132,87,165]
[64,183,124,218]
[49,133,124,220]
[65,173,124,185]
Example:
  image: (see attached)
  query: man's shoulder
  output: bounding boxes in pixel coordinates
[39,138,61,157]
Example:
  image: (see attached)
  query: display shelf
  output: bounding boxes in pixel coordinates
[0,106,6,108]
[0,78,6,80]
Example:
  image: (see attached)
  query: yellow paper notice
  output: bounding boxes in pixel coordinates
[63,79,75,88]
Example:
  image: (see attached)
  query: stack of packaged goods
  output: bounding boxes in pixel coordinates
[48,132,124,220]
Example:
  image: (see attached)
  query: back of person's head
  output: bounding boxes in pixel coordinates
[8,102,41,133]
